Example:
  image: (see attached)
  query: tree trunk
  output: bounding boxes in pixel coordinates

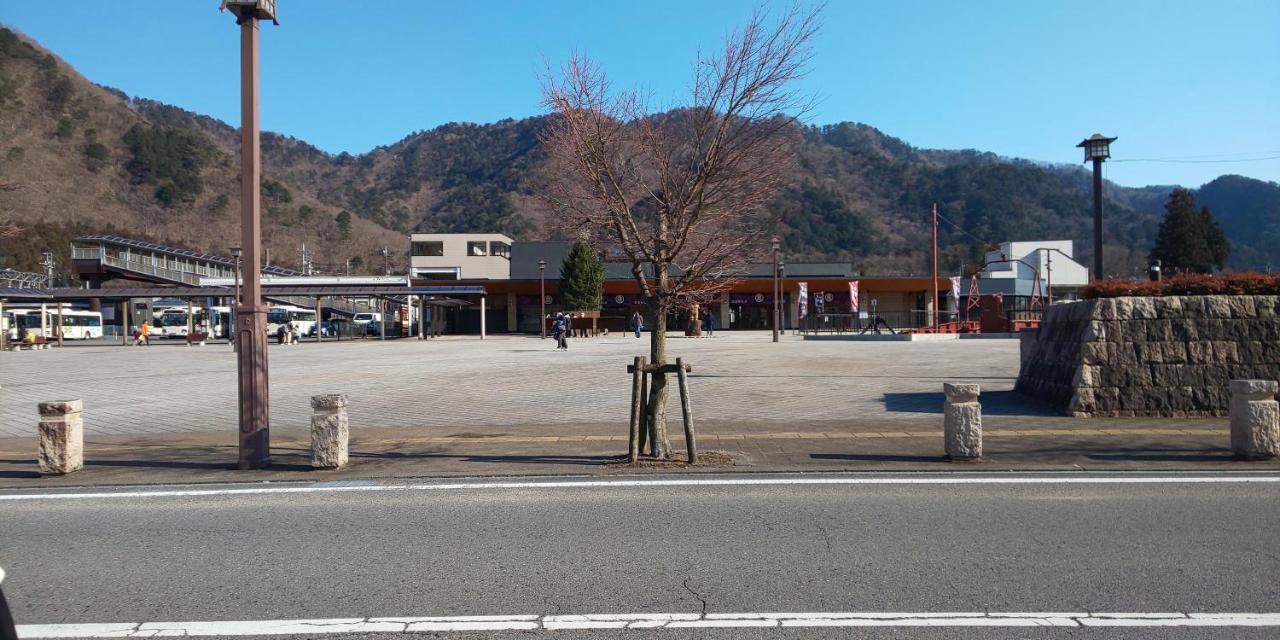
[647,299,673,459]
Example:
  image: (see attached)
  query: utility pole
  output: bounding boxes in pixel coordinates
[299,243,314,275]
[345,258,351,276]
[222,0,278,471]
[930,203,939,331]
[380,246,391,276]
[40,251,55,287]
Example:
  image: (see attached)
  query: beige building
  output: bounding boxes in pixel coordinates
[409,233,513,280]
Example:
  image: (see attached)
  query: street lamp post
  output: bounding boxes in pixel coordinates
[230,246,241,351]
[771,238,780,343]
[778,259,786,336]
[1076,133,1116,280]
[222,0,277,470]
[538,259,546,339]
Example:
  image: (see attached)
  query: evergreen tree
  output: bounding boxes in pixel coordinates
[1149,188,1230,274]
[559,240,604,311]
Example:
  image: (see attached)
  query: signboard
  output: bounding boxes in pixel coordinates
[797,282,809,319]
[729,293,780,304]
[604,293,646,306]
[814,291,826,314]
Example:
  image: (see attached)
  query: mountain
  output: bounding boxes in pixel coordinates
[1,26,1276,278]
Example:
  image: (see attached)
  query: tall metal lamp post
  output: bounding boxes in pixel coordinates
[221,0,277,470]
[771,238,781,343]
[229,246,241,351]
[538,259,547,339]
[1076,133,1116,280]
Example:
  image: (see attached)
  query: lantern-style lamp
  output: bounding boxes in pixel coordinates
[220,0,278,23]
[1076,133,1117,280]
[1077,134,1116,163]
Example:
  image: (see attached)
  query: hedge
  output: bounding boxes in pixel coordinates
[1081,273,1280,299]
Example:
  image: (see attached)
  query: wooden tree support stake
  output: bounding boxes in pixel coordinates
[628,356,644,463]
[676,357,696,464]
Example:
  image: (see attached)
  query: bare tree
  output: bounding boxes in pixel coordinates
[541,5,820,458]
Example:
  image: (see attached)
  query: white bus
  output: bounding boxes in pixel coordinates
[5,308,104,340]
[156,308,196,338]
[266,305,317,337]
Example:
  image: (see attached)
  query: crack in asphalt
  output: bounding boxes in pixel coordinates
[815,522,833,552]
[681,573,709,618]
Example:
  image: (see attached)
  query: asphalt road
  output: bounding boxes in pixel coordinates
[1,473,1278,639]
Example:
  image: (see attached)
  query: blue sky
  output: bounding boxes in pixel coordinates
[4,0,1277,188]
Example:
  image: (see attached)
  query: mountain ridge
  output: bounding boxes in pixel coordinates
[1,26,1275,278]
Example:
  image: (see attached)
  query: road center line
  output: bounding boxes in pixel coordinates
[16,612,1280,637]
[0,474,1276,502]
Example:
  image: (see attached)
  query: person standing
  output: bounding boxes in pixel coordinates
[704,309,716,336]
[551,312,568,350]
[631,311,644,338]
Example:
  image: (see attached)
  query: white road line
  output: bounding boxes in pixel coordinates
[0,474,1276,502]
[17,612,1280,637]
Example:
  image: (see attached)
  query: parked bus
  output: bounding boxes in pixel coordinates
[201,306,232,339]
[156,308,195,338]
[5,308,104,340]
[266,305,317,337]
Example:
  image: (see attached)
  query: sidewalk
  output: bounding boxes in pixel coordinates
[2,416,1275,488]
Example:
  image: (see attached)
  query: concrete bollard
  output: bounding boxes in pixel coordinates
[38,400,84,475]
[311,394,349,469]
[1229,379,1279,460]
[943,383,982,460]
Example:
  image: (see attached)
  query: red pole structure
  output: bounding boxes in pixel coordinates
[230,4,273,470]
[931,202,939,330]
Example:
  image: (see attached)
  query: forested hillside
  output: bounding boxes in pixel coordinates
[1,26,1275,278]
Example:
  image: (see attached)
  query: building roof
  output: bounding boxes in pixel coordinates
[76,235,302,276]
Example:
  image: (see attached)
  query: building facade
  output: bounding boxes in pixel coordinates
[409,233,513,280]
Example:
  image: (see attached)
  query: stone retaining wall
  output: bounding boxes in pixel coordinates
[1016,295,1280,417]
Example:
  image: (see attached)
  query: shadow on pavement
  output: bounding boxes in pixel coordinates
[882,390,1055,416]
[810,453,945,463]
[350,449,611,466]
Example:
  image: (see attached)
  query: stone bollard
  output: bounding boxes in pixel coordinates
[38,400,84,475]
[311,394,349,469]
[1229,380,1279,460]
[943,383,982,460]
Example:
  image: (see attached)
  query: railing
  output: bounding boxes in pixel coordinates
[100,253,202,285]
[71,247,102,260]
[0,269,48,288]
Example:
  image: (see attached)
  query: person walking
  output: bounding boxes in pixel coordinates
[631,311,644,339]
[552,312,570,350]
[139,320,151,346]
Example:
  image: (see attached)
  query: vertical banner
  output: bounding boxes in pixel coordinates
[950,276,961,300]
[797,282,809,319]
[849,281,859,313]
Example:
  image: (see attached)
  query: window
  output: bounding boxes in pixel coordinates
[412,241,444,257]
[490,241,511,258]
[467,241,488,256]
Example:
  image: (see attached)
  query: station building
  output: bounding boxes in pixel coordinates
[407,233,951,335]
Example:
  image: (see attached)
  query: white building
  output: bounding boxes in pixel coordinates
[979,240,1089,300]
[408,233,513,280]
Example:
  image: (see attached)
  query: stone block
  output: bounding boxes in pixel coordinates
[1229,379,1279,459]
[38,400,83,475]
[1131,297,1158,319]
[1072,364,1101,388]
[943,382,980,403]
[943,384,982,460]
[1228,296,1257,319]
[310,393,349,469]
[1203,296,1232,318]
[1093,298,1117,321]
[1170,320,1197,342]
[1154,296,1184,318]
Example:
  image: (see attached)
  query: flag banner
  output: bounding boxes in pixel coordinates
[950,276,961,299]
[849,281,859,312]
[798,282,809,319]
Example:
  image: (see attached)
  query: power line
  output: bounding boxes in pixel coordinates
[1110,155,1280,164]
[934,210,989,246]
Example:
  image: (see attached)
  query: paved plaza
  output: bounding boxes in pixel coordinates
[0,332,1050,439]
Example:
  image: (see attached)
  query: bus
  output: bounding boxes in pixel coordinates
[266,305,317,337]
[5,307,104,340]
[156,308,195,338]
[202,306,232,339]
